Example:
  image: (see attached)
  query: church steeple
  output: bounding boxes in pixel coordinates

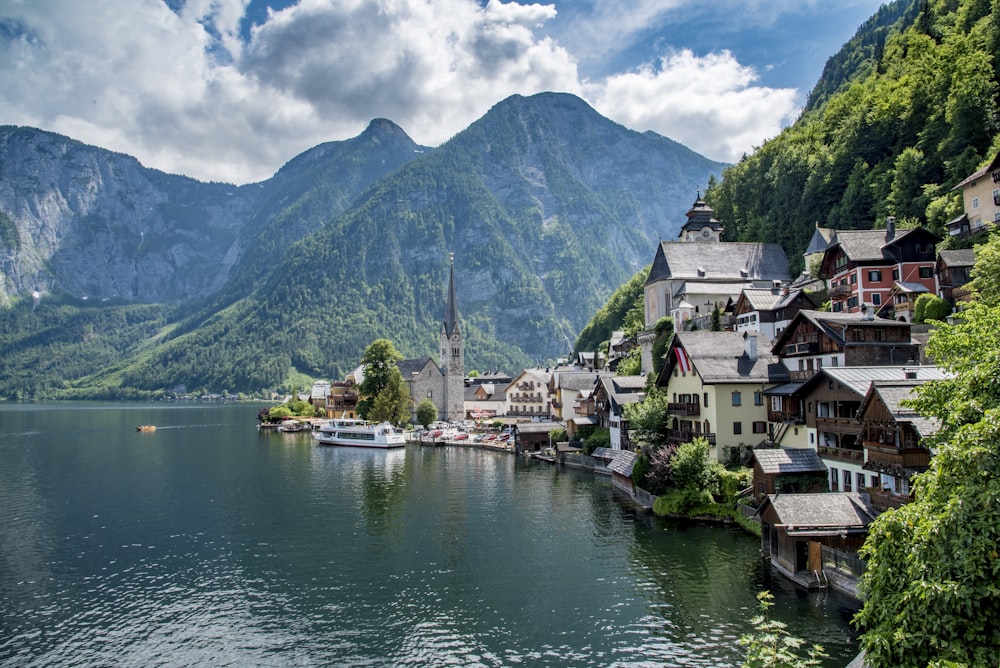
[439,252,464,421]
[443,253,460,338]
[679,192,724,242]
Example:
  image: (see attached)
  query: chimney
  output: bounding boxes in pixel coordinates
[904,369,918,380]
[885,215,896,243]
[862,304,875,321]
[743,331,758,360]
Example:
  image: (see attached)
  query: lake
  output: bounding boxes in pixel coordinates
[0,403,858,666]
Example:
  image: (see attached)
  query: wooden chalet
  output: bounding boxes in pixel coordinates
[758,492,877,591]
[936,248,976,306]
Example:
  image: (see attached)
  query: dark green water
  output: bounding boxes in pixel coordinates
[0,404,858,666]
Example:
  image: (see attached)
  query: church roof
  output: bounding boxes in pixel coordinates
[645,241,790,286]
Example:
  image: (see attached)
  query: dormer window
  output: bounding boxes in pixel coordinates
[697,267,705,277]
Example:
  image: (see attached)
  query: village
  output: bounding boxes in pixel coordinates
[286,152,998,604]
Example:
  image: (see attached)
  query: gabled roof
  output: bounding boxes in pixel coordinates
[596,374,646,412]
[937,248,976,269]
[679,196,725,234]
[506,368,553,390]
[608,449,638,477]
[750,447,827,475]
[397,357,440,377]
[804,225,836,256]
[551,370,602,391]
[858,380,943,439]
[797,365,948,399]
[645,241,790,286]
[952,151,1000,189]
[759,492,877,535]
[771,309,911,353]
[738,288,784,311]
[664,331,789,385]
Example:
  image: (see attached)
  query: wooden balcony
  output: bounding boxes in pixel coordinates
[866,486,911,512]
[668,429,716,446]
[815,416,862,434]
[668,401,700,417]
[767,408,803,424]
[863,443,931,469]
[783,341,819,356]
[818,445,864,463]
[829,284,852,299]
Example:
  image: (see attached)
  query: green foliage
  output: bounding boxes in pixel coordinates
[614,346,642,376]
[707,0,1000,269]
[416,398,437,428]
[357,339,404,419]
[582,427,610,455]
[671,438,725,497]
[574,266,649,354]
[650,317,674,377]
[855,238,1000,667]
[623,387,671,446]
[652,488,716,516]
[549,427,567,443]
[740,591,828,668]
[912,293,951,323]
[367,372,411,426]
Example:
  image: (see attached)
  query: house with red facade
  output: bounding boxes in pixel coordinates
[818,218,940,321]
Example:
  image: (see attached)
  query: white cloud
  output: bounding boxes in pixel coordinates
[591,49,799,163]
[0,0,802,182]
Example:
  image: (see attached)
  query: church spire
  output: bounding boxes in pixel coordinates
[444,252,460,337]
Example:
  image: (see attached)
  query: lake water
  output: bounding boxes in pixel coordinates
[0,403,858,666]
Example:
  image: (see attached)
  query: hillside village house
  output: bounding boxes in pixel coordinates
[640,196,790,373]
[936,248,976,307]
[733,286,816,341]
[593,374,646,450]
[747,447,827,504]
[858,377,943,512]
[772,366,948,497]
[772,309,920,382]
[817,219,940,320]
[947,150,1000,238]
[464,377,507,421]
[548,369,602,422]
[656,330,789,462]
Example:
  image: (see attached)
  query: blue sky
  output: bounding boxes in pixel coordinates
[0,0,886,184]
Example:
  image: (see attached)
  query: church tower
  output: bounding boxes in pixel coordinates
[439,254,465,421]
[678,193,724,243]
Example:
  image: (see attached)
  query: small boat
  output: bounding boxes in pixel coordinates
[312,418,406,449]
[277,419,309,433]
[136,425,156,432]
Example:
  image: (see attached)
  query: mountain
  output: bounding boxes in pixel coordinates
[0,120,427,306]
[706,0,998,272]
[0,93,725,398]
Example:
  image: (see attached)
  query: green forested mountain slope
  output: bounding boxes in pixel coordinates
[707,0,1000,273]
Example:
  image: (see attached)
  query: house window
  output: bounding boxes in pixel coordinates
[732,391,742,406]
[871,475,880,488]
[857,472,866,491]
[843,470,852,492]
[847,296,859,308]
[919,266,933,279]
[874,330,886,342]
[972,197,980,209]
[868,270,882,282]
[872,293,882,306]
[810,433,815,444]
[733,421,742,435]
[752,421,767,434]
[852,328,864,342]
[892,268,900,280]
[830,467,839,492]
[754,391,763,406]
[832,301,843,312]
[704,392,709,408]
[850,273,857,285]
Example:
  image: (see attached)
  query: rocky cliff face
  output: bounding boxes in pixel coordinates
[0,126,254,304]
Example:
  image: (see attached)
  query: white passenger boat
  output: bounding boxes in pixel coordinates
[312,418,406,449]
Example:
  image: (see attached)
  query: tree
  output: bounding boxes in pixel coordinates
[367,372,411,426]
[740,591,827,668]
[854,237,1000,667]
[912,293,951,323]
[416,398,437,428]
[623,387,670,446]
[357,338,404,419]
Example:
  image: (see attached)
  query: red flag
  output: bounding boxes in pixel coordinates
[675,346,691,373]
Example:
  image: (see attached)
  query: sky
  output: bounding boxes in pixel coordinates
[0,0,887,185]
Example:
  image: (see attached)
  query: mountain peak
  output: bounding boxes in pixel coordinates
[361,118,415,145]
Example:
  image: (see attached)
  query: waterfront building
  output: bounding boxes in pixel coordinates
[655,330,789,463]
[593,374,646,450]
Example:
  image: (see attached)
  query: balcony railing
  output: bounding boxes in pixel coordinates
[767,408,803,424]
[815,416,862,434]
[789,369,816,381]
[667,402,700,417]
[863,443,931,469]
[667,429,716,445]
[818,445,864,463]
[829,284,852,299]
[866,486,911,512]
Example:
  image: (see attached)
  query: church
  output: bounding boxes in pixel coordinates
[397,256,465,423]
